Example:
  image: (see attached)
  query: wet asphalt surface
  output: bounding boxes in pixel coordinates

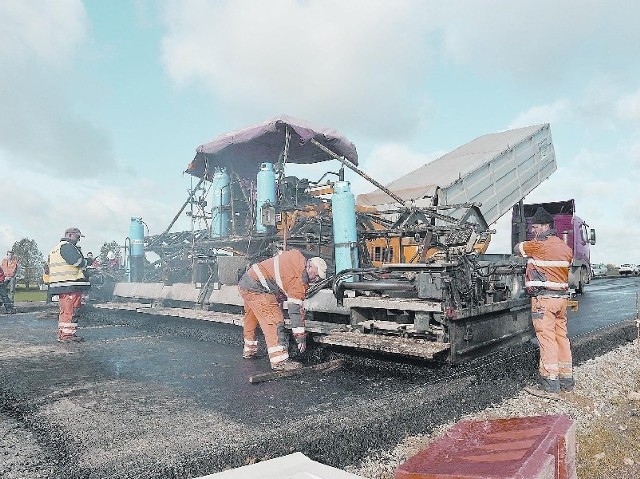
[0,276,638,478]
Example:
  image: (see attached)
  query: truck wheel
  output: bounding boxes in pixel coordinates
[576,267,586,294]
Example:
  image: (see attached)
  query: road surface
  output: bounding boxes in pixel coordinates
[0,276,637,478]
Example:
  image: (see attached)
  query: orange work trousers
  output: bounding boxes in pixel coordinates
[531,296,573,381]
[239,288,289,367]
[58,292,83,339]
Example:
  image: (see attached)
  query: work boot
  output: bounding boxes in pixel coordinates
[271,359,302,371]
[5,308,17,314]
[524,386,561,401]
[524,376,561,400]
[560,377,575,392]
[539,377,560,393]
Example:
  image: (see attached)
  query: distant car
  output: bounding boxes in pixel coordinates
[591,263,608,278]
[619,264,636,276]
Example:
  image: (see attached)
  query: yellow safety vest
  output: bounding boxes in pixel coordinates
[48,241,86,284]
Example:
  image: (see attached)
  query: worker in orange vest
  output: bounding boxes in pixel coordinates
[238,250,327,371]
[514,207,574,399]
[0,265,17,313]
[2,250,18,301]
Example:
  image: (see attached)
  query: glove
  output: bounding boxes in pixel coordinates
[294,333,307,353]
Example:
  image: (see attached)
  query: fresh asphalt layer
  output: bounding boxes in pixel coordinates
[0,275,638,478]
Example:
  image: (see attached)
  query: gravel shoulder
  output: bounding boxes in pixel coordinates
[349,336,640,479]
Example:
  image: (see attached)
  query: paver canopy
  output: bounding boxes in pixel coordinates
[186,114,359,180]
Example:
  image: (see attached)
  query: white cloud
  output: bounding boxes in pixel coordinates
[630,141,640,168]
[350,143,442,195]
[0,0,87,65]
[0,156,192,258]
[160,0,434,140]
[435,1,640,82]
[508,100,572,129]
[0,0,115,178]
[508,79,640,132]
[570,147,621,175]
[616,90,640,122]
[159,0,640,146]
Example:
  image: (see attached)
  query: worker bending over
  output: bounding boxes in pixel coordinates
[238,250,327,371]
[514,207,574,397]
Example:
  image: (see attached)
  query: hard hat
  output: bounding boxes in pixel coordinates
[530,207,554,225]
[309,257,328,280]
[107,251,116,260]
[64,227,85,237]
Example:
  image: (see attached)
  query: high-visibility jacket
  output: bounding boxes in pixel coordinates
[516,235,573,295]
[238,249,309,335]
[48,240,90,293]
[1,258,17,277]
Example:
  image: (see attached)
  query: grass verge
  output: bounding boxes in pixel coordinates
[14,289,47,302]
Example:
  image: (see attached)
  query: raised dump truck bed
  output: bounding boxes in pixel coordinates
[357,123,556,225]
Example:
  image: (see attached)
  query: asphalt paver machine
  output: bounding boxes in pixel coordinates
[123,117,557,364]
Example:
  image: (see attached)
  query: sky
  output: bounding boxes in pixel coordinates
[1,0,639,266]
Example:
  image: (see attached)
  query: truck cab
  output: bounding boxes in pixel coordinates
[512,199,596,294]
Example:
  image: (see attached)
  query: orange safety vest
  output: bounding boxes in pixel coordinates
[518,235,573,294]
[249,249,308,306]
[1,258,17,277]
